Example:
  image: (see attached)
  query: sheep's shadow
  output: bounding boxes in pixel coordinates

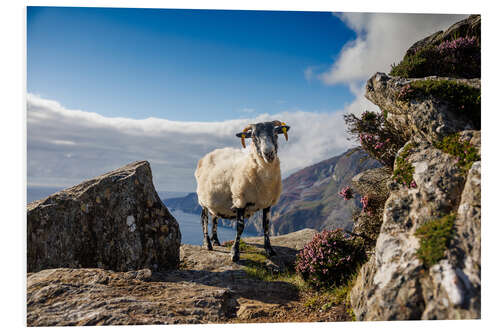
[150,244,301,305]
[242,242,300,268]
[151,268,299,305]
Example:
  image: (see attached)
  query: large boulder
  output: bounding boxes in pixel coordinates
[350,139,480,320]
[27,161,181,273]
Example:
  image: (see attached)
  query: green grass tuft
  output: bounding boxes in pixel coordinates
[415,214,456,268]
[392,142,415,187]
[390,45,431,78]
[232,239,361,321]
[302,269,359,320]
[434,133,480,173]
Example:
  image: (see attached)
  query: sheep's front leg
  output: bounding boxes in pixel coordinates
[263,207,277,257]
[231,208,245,262]
[211,216,221,246]
[201,207,213,251]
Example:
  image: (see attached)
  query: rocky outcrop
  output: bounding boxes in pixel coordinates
[350,167,392,244]
[391,15,480,79]
[366,73,480,143]
[351,138,480,320]
[27,229,317,326]
[164,192,202,215]
[351,166,392,205]
[27,161,181,273]
[405,14,481,59]
[350,15,481,321]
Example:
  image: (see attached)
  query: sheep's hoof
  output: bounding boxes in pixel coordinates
[203,240,213,251]
[211,236,221,246]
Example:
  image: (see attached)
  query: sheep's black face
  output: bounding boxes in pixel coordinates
[251,122,280,163]
[236,121,290,163]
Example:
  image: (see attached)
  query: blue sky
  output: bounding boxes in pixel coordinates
[28,7,357,121]
[26,8,466,192]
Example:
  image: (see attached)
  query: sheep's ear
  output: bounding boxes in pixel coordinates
[275,125,290,141]
[235,132,252,138]
[236,131,252,148]
[275,125,290,134]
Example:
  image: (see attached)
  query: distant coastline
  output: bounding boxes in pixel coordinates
[27,186,189,204]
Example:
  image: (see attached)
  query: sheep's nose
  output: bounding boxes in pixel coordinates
[264,151,275,162]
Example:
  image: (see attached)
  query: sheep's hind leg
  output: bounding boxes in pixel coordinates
[211,216,221,246]
[263,207,277,257]
[231,208,245,262]
[201,207,213,251]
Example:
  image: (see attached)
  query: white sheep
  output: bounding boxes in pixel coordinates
[195,120,290,261]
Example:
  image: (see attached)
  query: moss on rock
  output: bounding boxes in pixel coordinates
[392,142,415,187]
[398,79,481,128]
[434,133,480,173]
[415,214,456,268]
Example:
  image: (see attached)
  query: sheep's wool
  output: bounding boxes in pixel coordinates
[195,145,282,218]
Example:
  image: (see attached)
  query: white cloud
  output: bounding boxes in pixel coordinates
[50,139,76,146]
[304,66,315,82]
[27,14,470,193]
[27,94,353,192]
[319,13,468,85]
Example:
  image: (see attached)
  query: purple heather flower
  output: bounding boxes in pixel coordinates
[339,186,354,200]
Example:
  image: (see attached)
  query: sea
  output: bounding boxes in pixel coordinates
[27,186,256,246]
[168,209,257,246]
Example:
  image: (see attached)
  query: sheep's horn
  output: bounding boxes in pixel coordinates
[240,125,252,148]
[272,120,288,141]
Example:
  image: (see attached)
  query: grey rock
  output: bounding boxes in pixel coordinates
[366,73,480,143]
[351,138,480,320]
[27,161,181,273]
[27,268,238,326]
[351,166,392,204]
[350,167,392,244]
[421,161,481,319]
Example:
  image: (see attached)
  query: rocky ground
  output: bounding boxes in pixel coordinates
[27,229,350,326]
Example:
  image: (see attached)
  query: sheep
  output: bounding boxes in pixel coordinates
[195,120,290,262]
